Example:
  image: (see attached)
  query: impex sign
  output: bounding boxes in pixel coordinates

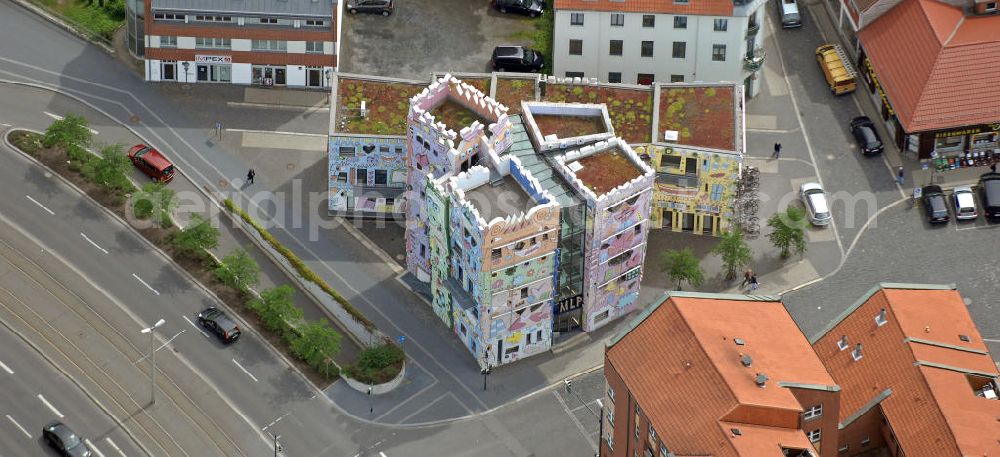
[195,55,232,64]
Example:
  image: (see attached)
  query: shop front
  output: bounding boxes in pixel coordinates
[195,55,232,83]
[252,65,286,86]
[918,124,1000,172]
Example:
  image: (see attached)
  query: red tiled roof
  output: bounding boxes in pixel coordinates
[814,287,1000,457]
[554,0,733,16]
[859,0,1000,132]
[607,294,831,456]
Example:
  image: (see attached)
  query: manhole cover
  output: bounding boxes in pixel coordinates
[287,163,295,170]
[218,178,230,188]
[129,114,141,124]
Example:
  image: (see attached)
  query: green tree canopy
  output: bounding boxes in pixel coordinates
[82,144,133,194]
[249,285,302,335]
[767,206,808,258]
[660,248,704,290]
[132,182,178,228]
[711,230,753,280]
[43,113,91,150]
[170,214,219,257]
[290,320,342,370]
[214,249,260,292]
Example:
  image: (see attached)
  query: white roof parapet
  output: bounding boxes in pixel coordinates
[555,137,654,204]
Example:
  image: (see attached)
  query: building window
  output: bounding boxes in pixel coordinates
[861,437,870,446]
[803,404,822,420]
[258,17,278,24]
[838,445,849,454]
[807,429,821,443]
[160,36,177,48]
[606,435,614,450]
[251,39,287,51]
[491,249,501,261]
[520,287,528,299]
[569,39,583,55]
[712,44,727,61]
[608,386,615,402]
[641,41,654,57]
[672,41,686,58]
[570,12,584,25]
[609,40,623,56]
[304,19,326,26]
[642,15,655,27]
[649,425,658,443]
[637,73,654,85]
[374,169,388,186]
[608,72,622,83]
[674,0,689,3]
[670,74,684,82]
[195,37,231,49]
[611,12,624,26]
[339,146,355,157]
[336,172,348,183]
[596,309,610,321]
[566,71,585,78]
[305,41,323,53]
[193,15,231,22]
[355,168,368,185]
[674,16,687,29]
[714,18,728,31]
[153,13,184,20]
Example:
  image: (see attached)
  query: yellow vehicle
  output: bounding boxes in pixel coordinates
[815,44,857,95]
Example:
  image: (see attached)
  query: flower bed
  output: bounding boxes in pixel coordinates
[532,114,606,139]
[658,86,735,150]
[343,343,405,385]
[337,78,425,135]
[542,84,653,144]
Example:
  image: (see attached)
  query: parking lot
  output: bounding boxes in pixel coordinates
[338,0,542,79]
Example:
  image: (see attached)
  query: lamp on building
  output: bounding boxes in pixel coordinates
[181,61,190,88]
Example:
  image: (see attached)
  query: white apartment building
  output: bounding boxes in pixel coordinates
[552,0,768,97]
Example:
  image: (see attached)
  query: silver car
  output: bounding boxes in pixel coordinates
[953,185,978,220]
[800,182,831,226]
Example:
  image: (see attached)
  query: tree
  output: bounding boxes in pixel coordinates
[711,230,753,280]
[82,144,134,195]
[214,249,260,292]
[43,113,91,150]
[660,248,704,291]
[133,182,178,228]
[249,285,303,335]
[289,320,342,370]
[767,206,808,258]
[170,214,219,258]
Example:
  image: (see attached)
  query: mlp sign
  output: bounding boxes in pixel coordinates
[195,55,232,64]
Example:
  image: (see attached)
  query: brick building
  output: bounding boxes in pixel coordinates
[126,0,339,87]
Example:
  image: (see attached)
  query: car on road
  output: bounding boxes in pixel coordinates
[799,182,832,226]
[491,45,544,72]
[979,172,1000,222]
[921,185,950,224]
[849,116,884,155]
[43,421,92,457]
[198,307,241,344]
[346,0,393,15]
[779,0,802,28]
[952,185,978,220]
[127,144,175,183]
[493,0,545,17]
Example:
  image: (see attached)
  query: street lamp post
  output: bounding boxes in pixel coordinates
[367,385,373,416]
[269,433,282,457]
[481,350,491,391]
[140,318,166,405]
[181,61,190,88]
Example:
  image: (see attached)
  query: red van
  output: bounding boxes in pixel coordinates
[127,144,175,183]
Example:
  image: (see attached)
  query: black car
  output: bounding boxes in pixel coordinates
[921,185,950,224]
[492,46,544,72]
[346,0,393,15]
[198,307,241,343]
[43,421,92,457]
[979,172,1000,221]
[493,0,545,17]
[849,116,884,155]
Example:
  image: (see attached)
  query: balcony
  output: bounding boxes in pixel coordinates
[747,22,760,37]
[744,48,766,72]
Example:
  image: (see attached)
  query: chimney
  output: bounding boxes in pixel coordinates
[875,308,887,326]
[754,373,768,388]
[852,343,863,361]
[837,335,849,351]
[740,354,753,367]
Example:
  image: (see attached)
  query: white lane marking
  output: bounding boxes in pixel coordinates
[232,359,258,382]
[43,111,99,135]
[25,195,55,215]
[183,315,210,338]
[261,412,291,432]
[131,273,159,295]
[37,394,64,418]
[85,439,107,457]
[5,414,31,438]
[105,437,127,457]
[80,232,109,255]
[379,452,388,457]
[0,360,13,374]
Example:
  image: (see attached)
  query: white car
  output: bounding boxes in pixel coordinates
[800,182,831,226]
[953,185,978,220]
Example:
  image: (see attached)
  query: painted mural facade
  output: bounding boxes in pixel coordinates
[636,144,741,235]
[328,135,407,213]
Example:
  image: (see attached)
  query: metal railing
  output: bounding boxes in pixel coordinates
[744,48,766,72]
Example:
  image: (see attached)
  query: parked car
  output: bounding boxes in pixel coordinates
[493,0,545,17]
[491,45,544,72]
[799,182,832,226]
[197,307,241,344]
[921,185,950,224]
[43,421,92,457]
[127,144,175,183]
[952,185,978,220]
[849,116,885,155]
[346,0,393,15]
[779,0,802,28]
[979,172,1000,221]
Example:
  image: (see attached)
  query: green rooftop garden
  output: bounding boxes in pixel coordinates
[337,78,425,135]
[543,85,653,144]
[658,86,735,150]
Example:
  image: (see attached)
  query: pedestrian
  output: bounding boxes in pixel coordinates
[773,142,782,159]
[246,168,255,185]
[896,166,904,186]
[748,274,760,292]
[741,268,753,287]
[991,162,997,173]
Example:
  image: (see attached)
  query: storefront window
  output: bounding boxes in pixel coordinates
[971,132,998,150]
[935,135,965,153]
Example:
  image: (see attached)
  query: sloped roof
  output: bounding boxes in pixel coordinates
[554,0,733,16]
[859,0,1000,132]
[152,0,332,16]
[813,286,1000,456]
[607,292,832,456]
